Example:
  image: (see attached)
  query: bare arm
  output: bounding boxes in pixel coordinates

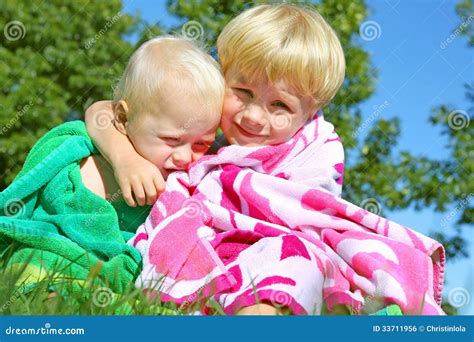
[84,101,132,165]
[85,100,165,206]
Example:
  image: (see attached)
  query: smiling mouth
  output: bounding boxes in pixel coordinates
[236,124,265,138]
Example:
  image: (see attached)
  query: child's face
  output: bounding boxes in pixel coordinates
[124,96,219,179]
[221,68,317,147]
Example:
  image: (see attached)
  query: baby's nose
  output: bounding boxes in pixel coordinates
[172,146,192,169]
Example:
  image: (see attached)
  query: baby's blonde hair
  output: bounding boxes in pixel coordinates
[114,35,224,119]
[217,4,345,108]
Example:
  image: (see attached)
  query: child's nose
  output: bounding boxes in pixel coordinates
[242,106,266,128]
[172,146,192,169]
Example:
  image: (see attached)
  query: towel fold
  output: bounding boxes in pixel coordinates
[0,121,149,293]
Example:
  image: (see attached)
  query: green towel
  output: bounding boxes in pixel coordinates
[0,121,150,293]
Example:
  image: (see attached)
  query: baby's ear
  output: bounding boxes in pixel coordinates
[113,100,129,135]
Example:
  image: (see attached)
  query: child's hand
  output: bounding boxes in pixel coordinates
[85,100,165,207]
[114,153,165,207]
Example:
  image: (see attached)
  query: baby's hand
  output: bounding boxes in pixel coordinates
[114,152,165,207]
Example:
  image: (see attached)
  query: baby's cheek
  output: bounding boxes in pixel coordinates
[221,101,236,127]
[146,144,171,168]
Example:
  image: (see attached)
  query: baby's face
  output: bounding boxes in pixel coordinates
[125,96,219,179]
[221,69,317,147]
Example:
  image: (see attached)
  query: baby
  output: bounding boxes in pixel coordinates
[0,35,224,293]
[81,36,224,206]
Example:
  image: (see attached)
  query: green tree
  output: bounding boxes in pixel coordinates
[0,0,138,188]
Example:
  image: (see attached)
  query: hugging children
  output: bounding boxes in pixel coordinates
[0,0,446,316]
[85,3,446,316]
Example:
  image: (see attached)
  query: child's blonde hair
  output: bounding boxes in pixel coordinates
[114,35,224,119]
[217,4,345,108]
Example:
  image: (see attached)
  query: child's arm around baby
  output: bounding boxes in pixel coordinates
[85,100,165,206]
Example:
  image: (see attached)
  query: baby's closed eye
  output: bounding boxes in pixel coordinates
[161,136,180,145]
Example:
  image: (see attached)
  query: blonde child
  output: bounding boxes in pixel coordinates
[82,36,224,206]
[0,35,224,293]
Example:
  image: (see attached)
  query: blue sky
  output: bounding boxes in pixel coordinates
[359,0,473,315]
[122,0,473,314]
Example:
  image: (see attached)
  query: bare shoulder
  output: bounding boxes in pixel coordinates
[79,155,121,201]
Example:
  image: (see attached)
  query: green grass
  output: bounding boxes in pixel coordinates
[0,258,353,316]
[1,243,455,316]
[0,266,175,315]
[0,243,221,315]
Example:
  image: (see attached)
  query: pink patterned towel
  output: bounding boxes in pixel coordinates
[129,113,445,315]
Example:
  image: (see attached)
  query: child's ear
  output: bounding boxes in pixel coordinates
[113,100,129,135]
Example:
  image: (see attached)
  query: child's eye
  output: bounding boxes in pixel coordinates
[272,101,290,111]
[234,88,253,98]
[161,137,180,145]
